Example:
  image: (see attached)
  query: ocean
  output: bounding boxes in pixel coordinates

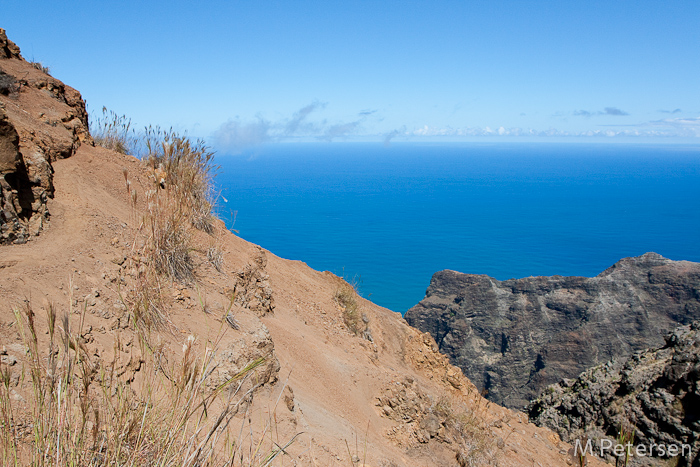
[214,143,700,313]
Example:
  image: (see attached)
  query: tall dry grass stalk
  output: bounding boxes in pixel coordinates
[0,299,289,467]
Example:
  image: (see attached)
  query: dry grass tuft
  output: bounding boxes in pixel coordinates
[144,186,196,282]
[91,107,137,154]
[207,244,225,273]
[0,299,290,466]
[433,395,499,466]
[334,280,366,336]
[143,125,217,235]
[30,61,51,75]
[122,258,169,330]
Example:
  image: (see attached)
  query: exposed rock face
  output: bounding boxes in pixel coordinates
[233,246,275,316]
[528,321,700,467]
[212,321,280,392]
[0,29,22,59]
[376,376,500,465]
[405,253,700,409]
[0,28,91,244]
[0,108,24,241]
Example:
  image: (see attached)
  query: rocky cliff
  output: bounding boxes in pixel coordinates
[0,28,90,244]
[529,321,700,467]
[405,253,700,409]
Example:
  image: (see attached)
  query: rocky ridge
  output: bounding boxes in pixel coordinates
[528,321,700,467]
[405,253,700,409]
[0,28,90,244]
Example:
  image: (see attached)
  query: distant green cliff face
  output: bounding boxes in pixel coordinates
[404,253,700,410]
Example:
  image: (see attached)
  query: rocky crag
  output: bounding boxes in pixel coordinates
[529,321,700,467]
[405,253,700,409]
[0,28,90,244]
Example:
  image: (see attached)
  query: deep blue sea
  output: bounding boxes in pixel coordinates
[214,143,700,314]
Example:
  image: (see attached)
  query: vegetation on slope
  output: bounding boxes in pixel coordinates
[0,109,292,466]
[0,298,290,466]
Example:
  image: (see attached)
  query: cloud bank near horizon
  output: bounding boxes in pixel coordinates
[213,102,376,153]
[213,105,700,152]
[409,116,700,139]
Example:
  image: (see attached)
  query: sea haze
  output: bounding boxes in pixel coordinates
[214,143,700,313]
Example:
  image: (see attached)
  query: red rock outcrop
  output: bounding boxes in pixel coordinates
[0,28,91,243]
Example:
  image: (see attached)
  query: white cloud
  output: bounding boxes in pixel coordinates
[647,117,700,137]
[320,121,362,141]
[572,107,630,117]
[213,102,378,151]
[383,126,407,146]
[406,120,700,139]
[213,117,272,154]
[213,107,700,152]
[284,101,326,135]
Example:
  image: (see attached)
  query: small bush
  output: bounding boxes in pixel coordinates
[432,396,499,467]
[0,71,17,96]
[137,128,218,283]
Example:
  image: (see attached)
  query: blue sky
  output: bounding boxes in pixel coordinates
[4,0,699,150]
